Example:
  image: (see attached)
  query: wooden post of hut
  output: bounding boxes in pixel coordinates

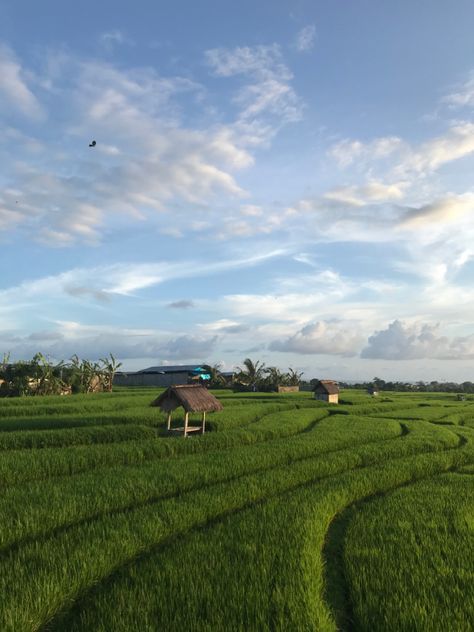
[151,385,223,436]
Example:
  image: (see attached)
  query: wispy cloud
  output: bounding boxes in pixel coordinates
[294,25,316,52]
[206,44,303,141]
[324,181,406,206]
[328,136,402,168]
[442,71,474,109]
[0,44,43,119]
[99,29,133,52]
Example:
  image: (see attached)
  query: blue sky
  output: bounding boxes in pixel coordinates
[1,0,474,381]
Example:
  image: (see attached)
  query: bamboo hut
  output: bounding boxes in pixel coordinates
[151,384,223,436]
[313,380,339,404]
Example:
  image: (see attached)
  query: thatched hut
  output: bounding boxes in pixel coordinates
[151,384,223,436]
[313,380,339,404]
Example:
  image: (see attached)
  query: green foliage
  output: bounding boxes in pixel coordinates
[0,352,122,397]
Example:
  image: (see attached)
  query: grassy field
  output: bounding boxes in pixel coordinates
[0,388,473,631]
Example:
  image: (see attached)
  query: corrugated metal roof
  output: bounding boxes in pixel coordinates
[138,365,202,374]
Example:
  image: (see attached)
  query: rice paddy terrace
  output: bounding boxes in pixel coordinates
[0,388,473,631]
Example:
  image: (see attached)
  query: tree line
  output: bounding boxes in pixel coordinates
[203,358,303,392]
[340,377,474,394]
[0,353,122,397]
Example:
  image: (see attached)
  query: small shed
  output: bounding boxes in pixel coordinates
[313,380,339,404]
[151,384,223,436]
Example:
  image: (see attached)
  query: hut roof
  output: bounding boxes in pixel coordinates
[313,380,339,395]
[151,384,224,413]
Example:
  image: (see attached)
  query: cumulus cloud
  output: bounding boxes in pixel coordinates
[0,321,218,363]
[269,321,363,356]
[295,25,316,52]
[157,334,218,360]
[361,320,474,360]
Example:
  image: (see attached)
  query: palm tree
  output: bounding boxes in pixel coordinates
[287,368,304,386]
[235,358,266,391]
[202,363,224,388]
[264,366,285,391]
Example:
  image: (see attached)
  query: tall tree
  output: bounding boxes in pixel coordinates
[235,358,266,391]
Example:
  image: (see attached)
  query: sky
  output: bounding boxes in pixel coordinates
[1,0,474,382]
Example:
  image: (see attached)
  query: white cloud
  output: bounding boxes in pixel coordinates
[206,44,291,80]
[361,320,474,360]
[0,249,286,312]
[270,320,363,356]
[396,122,474,175]
[329,122,474,180]
[0,43,303,245]
[157,334,218,360]
[324,181,406,206]
[1,51,258,244]
[206,44,303,140]
[240,204,263,216]
[0,321,218,362]
[198,319,250,334]
[295,25,317,52]
[99,30,132,52]
[0,44,43,119]
[442,72,474,108]
[399,193,474,229]
[328,136,402,168]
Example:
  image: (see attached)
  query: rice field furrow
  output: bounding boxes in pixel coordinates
[42,449,474,632]
[1,389,473,630]
[0,423,405,553]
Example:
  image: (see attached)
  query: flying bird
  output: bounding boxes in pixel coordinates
[89,140,96,147]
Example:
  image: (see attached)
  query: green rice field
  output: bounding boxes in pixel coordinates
[0,388,473,631]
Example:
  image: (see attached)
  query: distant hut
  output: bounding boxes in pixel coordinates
[367,385,379,397]
[313,380,339,404]
[151,384,223,436]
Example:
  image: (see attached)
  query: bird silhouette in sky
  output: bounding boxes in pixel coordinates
[89,140,96,147]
